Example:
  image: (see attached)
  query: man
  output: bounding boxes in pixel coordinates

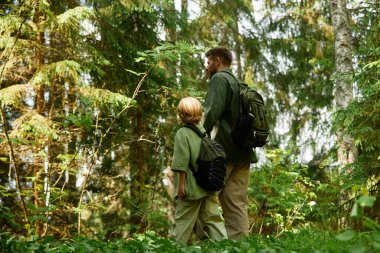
[203,46,257,240]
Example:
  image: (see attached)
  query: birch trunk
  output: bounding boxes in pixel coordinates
[330,0,358,165]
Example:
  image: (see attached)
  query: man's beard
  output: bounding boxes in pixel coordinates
[207,68,217,79]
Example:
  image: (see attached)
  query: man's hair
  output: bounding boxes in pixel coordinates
[177,97,202,124]
[206,46,232,66]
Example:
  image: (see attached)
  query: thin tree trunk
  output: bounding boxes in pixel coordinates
[129,107,146,234]
[34,8,46,114]
[33,5,46,235]
[330,0,358,230]
[234,10,242,79]
[180,0,188,39]
[330,0,357,165]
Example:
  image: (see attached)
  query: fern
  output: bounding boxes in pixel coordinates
[0,84,30,108]
[30,60,83,86]
[11,110,58,141]
[52,6,96,33]
[78,87,134,110]
[119,0,155,12]
[0,15,23,35]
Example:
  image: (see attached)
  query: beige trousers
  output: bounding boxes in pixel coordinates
[219,163,250,240]
[173,194,227,244]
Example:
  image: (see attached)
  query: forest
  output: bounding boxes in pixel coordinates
[0,0,379,252]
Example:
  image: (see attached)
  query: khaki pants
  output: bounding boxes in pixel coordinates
[173,194,227,244]
[219,163,250,240]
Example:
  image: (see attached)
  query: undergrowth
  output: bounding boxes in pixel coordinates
[1,229,379,253]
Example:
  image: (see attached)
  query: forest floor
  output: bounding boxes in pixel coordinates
[1,229,379,252]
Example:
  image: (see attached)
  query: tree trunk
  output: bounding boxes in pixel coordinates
[129,107,146,234]
[330,0,357,165]
[180,0,188,39]
[330,0,358,230]
[234,10,242,79]
[33,5,46,235]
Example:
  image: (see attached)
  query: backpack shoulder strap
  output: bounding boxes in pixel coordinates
[181,124,205,175]
[182,124,206,138]
[220,70,239,85]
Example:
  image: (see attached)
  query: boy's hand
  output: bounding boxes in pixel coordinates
[178,183,186,199]
[178,171,186,199]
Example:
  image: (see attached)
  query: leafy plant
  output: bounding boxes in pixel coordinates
[249,149,319,235]
[1,230,379,253]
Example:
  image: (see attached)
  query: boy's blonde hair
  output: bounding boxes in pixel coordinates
[177,97,202,124]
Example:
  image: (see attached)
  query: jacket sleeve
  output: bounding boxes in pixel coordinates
[171,130,190,173]
[203,74,229,133]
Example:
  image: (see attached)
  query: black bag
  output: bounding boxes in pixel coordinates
[222,71,269,148]
[183,124,227,191]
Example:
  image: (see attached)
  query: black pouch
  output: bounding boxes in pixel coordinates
[231,113,255,148]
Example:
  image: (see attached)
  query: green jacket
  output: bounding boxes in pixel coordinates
[171,124,214,200]
[203,68,257,165]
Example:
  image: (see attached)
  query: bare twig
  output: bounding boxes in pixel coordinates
[0,106,29,223]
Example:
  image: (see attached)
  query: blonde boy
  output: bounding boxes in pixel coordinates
[171,97,227,244]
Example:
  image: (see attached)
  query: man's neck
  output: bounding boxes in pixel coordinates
[217,65,229,72]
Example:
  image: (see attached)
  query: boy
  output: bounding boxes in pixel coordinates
[171,97,227,244]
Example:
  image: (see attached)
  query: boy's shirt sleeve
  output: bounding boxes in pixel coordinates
[171,130,190,173]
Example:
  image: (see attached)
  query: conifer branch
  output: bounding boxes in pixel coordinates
[0,9,26,89]
[77,64,155,235]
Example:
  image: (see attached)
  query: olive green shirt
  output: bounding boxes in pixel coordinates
[171,124,212,200]
[203,68,257,165]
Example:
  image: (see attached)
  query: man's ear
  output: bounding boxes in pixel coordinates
[215,57,221,67]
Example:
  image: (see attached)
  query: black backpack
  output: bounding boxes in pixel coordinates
[183,124,227,191]
[222,71,269,148]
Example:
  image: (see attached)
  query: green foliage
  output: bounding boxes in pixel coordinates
[11,111,59,142]
[1,230,379,253]
[53,6,96,32]
[332,57,380,221]
[137,41,203,65]
[333,59,380,155]
[30,60,83,86]
[0,84,29,108]
[249,149,319,235]
[78,87,134,111]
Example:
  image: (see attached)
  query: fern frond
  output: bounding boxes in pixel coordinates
[0,37,40,64]
[0,15,23,36]
[30,60,83,86]
[51,6,96,33]
[0,84,31,108]
[119,0,155,12]
[78,87,134,110]
[10,110,58,141]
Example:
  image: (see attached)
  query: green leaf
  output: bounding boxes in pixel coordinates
[336,230,355,241]
[348,246,367,253]
[350,202,360,218]
[357,196,376,207]
[258,248,277,253]
[135,57,146,63]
